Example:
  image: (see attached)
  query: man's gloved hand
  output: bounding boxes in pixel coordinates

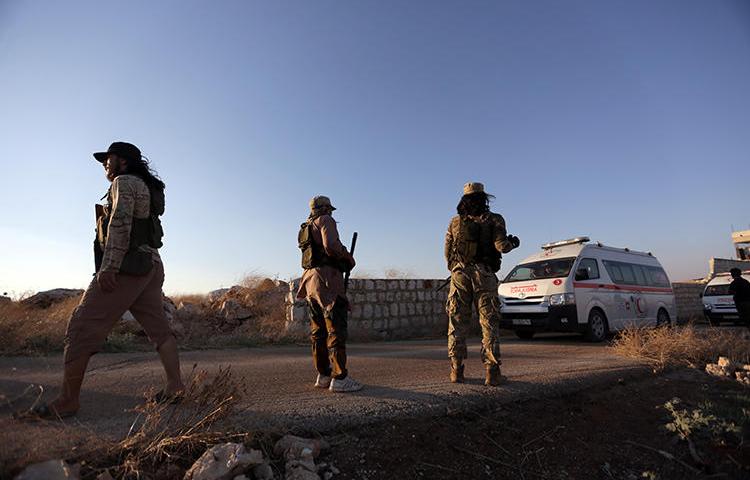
[345,252,356,272]
[507,234,521,249]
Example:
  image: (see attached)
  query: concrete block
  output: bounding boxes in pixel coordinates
[408,280,416,290]
[365,280,375,290]
[400,303,408,316]
[376,280,386,290]
[408,303,416,315]
[390,303,398,316]
[363,304,374,319]
[367,292,377,303]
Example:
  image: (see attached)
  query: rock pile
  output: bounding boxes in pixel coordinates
[20,289,83,309]
[705,356,750,385]
[183,442,266,480]
[273,435,330,480]
[176,280,288,333]
[14,435,334,480]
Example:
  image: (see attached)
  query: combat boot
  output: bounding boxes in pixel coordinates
[485,365,507,386]
[450,359,465,383]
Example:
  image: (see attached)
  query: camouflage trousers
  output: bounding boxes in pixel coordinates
[446,263,501,366]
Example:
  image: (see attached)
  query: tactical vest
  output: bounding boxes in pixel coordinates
[94,180,165,275]
[451,215,501,272]
[298,219,336,270]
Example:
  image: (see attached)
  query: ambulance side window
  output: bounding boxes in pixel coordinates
[632,264,647,286]
[578,258,600,280]
[646,267,670,287]
[603,261,624,283]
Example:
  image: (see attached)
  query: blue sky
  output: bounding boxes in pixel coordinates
[1,0,748,296]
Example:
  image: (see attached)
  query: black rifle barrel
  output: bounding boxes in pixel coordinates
[344,232,358,292]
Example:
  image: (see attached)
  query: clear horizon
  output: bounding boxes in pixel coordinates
[1,1,749,296]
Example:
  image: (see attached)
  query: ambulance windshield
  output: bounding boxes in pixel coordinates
[503,257,576,283]
[704,284,731,296]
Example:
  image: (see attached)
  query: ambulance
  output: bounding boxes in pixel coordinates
[498,237,676,342]
[702,271,749,325]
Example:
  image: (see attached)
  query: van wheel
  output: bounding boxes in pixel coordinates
[515,330,535,340]
[585,309,609,342]
[656,309,671,327]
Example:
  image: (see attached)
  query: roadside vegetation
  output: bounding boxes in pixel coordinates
[611,323,750,372]
[0,275,292,356]
[0,296,78,356]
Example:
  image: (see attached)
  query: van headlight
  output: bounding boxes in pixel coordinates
[704,304,712,311]
[549,293,576,306]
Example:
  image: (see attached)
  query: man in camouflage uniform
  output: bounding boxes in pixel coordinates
[444,182,520,386]
[297,196,362,393]
[24,142,184,419]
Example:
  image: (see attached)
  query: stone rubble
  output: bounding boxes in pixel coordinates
[183,442,264,480]
[705,356,750,386]
[274,435,331,480]
[14,460,80,480]
[20,289,83,309]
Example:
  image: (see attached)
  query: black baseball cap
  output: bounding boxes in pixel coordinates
[93,142,142,163]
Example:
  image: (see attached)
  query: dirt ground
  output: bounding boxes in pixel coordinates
[321,369,750,480]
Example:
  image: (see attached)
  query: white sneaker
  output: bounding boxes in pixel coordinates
[329,376,363,393]
[314,374,332,388]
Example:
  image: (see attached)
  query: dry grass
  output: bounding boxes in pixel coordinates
[0,297,80,355]
[171,293,209,306]
[384,268,417,279]
[0,275,292,355]
[81,366,248,479]
[611,324,750,372]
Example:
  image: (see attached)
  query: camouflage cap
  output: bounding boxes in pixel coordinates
[463,182,485,195]
[309,195,336,211]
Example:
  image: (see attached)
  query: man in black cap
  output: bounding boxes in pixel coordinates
[23,142,184,418]
[729,268,750,330]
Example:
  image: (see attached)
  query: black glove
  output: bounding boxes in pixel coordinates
[507,234,520,249]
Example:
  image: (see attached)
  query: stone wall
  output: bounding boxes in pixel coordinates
[286,278,449,340]
[710,258,750,276]
[672,281,707,323]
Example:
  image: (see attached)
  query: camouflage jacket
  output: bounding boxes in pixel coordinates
[99,175,159,272]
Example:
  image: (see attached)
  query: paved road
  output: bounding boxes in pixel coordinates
[0,335,644,467]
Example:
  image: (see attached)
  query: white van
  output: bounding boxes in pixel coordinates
[702,271,749,325]
[498,237,676,342]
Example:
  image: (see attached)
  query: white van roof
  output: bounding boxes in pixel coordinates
[518,237,658,265]
[707,270,750,286]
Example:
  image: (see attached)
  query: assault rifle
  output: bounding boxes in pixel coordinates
[344,232,358,293]
[436,276,451,292]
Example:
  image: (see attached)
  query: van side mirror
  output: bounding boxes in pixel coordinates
[575,268,589,281]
